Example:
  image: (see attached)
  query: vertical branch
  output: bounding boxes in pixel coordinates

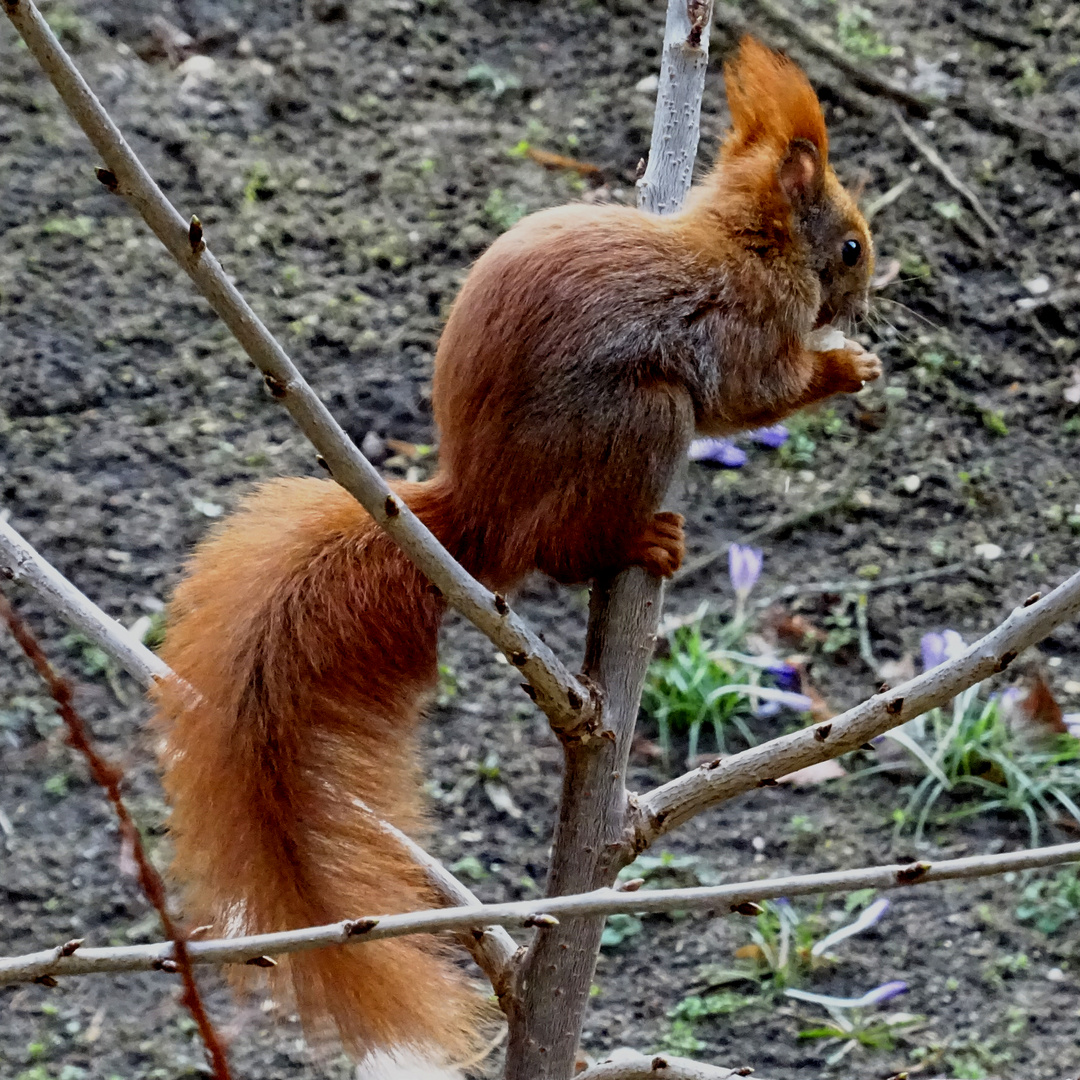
[637,0,714,215]
[503,4,713,1078]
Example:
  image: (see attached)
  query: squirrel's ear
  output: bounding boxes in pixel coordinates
[778,138,823,207]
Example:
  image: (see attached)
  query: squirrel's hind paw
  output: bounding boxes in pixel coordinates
[627,511,685,578]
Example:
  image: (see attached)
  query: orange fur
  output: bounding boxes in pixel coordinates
[721,35,828,160]
[156,477,480,1060]
[156,37,878,1066]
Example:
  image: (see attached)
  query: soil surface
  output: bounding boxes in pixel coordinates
[2,0,1080,1078]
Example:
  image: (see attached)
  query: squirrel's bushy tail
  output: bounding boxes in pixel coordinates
[153,476,479,1062]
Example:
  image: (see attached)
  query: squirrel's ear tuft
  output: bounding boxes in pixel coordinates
[721,36,828,161]
[778,138,823,207]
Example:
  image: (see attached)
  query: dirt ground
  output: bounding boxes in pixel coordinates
[2,0,1080,1077]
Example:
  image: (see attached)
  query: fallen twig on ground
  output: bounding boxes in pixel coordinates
[892,107,1004,239]
[732,0,1080,183]
[760,562,966,604]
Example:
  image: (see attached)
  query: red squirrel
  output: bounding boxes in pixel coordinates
[154,37,880,1067]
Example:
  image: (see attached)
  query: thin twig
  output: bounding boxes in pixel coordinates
[1,0,593,734]
[891,108,1004,239]
[361,808,520,999]
[578,1053,759,1080]
[0,590,232,1080]
[854,591,875,672]
[4,840,1078,985]
[863,175,914,221]
[0,517,518,990]
[636,566,1080,844]
[0,517,169,688]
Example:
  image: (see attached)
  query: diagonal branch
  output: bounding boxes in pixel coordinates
[4,839,1076,985]
[0,0,592,734]
[0,517,519,989]
[0,516,169,688]
[634,568,1080,846]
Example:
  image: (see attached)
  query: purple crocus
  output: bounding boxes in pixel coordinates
[1065,713,1080,739]
[688,437,747,468]
[766,662,802,695]
[748,424,789,448]
[785,980,908,1010]
[920,629,965,672]
[728,543,763,598]
[811,898,890,957]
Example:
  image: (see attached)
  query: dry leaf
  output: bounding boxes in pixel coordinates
[384,437,425,460]
[1006,674,1067,747]
[766,609,827,646]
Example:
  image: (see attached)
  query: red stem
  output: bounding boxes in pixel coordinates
[0,588,233,1080]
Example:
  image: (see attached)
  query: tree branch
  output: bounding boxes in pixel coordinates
[5,840,1076,985]
[578,1053,759,1080]
[365,810,520,1001]
[0,0,593,734]
[637,0,715,213]
[0,517,169,689]
[505,4,714,1076]
[635,568,1080,845]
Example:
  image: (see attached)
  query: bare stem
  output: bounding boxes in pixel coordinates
[5,839,1075,985]
[0,590,232,1080]
[0,0,591,732]
[636,568,1080,845]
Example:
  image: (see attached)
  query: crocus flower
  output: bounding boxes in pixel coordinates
[728,543,763,598]
[920,629,965,672]
[766,662,802,694]
[710,683,812,713]
[748,424,789,448]
[688,437,747,468]
[1065,713,1080,739]
[811,898,890,957]
[785,981,908,1010]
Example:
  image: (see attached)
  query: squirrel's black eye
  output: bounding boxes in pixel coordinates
[841,238,862,267]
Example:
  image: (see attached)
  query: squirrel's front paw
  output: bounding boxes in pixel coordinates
[627,511,685,578]
[847,340,883,385]
[829,340,882,393]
